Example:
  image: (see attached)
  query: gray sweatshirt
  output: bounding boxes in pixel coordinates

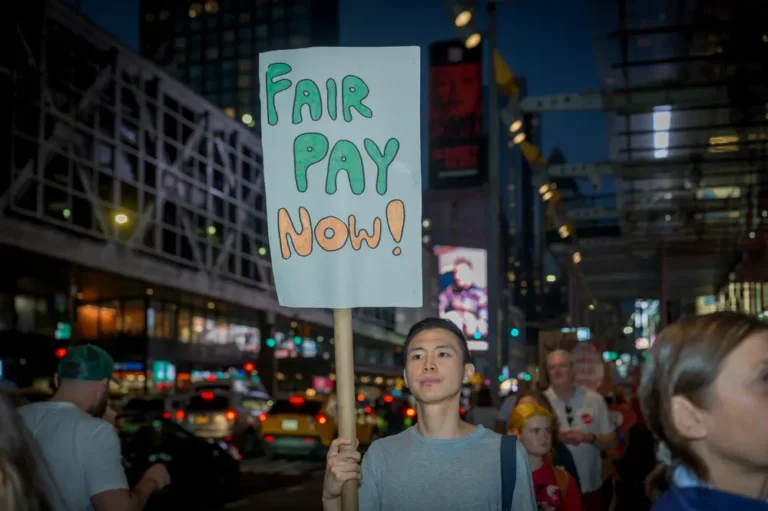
[359,425,537,511]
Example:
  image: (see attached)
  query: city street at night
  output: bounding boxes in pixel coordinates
[3,0,767,510]
[227,458,324,511]
[228,463,324,511]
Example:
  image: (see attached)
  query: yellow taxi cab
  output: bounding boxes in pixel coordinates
[260,392,380,458]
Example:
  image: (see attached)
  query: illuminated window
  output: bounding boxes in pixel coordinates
[223,107,236,119]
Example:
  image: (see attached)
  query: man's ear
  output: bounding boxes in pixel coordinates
[463,363,475,384]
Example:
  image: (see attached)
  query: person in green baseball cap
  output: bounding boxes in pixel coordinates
[18,344,171,510]
[52,344,117,418]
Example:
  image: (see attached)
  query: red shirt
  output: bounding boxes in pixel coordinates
[532,464,584,511]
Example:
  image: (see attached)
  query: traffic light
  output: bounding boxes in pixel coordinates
[510,328,520,337]
[244,362,255,372]
[54,347,68,359]
[265,338,276,348]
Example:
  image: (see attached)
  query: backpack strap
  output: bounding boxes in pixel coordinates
[500,435,517,511]
[554,466,569,499]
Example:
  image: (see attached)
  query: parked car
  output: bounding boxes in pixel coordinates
[117,411,242,510]
[183,386,270,456]
[121,395,188,423]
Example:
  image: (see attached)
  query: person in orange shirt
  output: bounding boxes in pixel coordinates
[510,403,584,511]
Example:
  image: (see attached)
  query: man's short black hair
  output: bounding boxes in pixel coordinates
[404,317,472,365]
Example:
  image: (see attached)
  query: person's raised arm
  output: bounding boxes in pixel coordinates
[85,424,169,511]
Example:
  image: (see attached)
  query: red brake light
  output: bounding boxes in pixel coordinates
[162,411,171,419]
[200,391,214,400]
[54,348,68,359]
[175,410,185,420]
[364,407,372,414]
[289,396,304,405]
[259,413,267,422]
[316,413,328,425]
[405,407,416,418]
[264,435,275,442]
[383,395,394,403]
[225,410,237,421]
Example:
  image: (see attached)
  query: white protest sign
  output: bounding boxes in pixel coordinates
[259,47,423,309]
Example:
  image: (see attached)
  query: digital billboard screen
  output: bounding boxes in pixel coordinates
[428,40,485,189]
[434,246,488,349]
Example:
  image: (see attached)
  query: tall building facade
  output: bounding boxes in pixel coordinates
[2,0,403,391]
[139,0,340,133]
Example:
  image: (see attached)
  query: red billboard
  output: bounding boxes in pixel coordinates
[428,40,485,189]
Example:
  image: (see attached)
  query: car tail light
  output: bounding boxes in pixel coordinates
[200,391,215,400]
[364,407,372,414]
[383,395,394,403]
[225,410,237,421]
[162,411,171,419]
[289,396,304,405]
[264,435,275,442]
[302,437,315,443]
[175,410,185,421]
[315,413,327,425]
[259,413,267,422]
[405,407,416,418]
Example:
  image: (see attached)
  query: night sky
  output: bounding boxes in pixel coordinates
[64,0,610,166]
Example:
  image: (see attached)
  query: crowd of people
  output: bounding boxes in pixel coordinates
[322,311,768,511]
[0,311,766,510]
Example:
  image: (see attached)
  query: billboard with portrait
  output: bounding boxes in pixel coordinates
[433,246,488,348]
[428,40,485,189]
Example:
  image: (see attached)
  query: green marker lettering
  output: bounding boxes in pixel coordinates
[293,133,329,193]
[326,140,365,195]
[265,63,292,126]
[292,79,323,124]
[326,78,338,121]
[364,138,401,195]
[341,75,373,122]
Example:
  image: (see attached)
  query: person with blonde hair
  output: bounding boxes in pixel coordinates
[510,402,584,511]
[639,311,768,510]
[0,393,60,511]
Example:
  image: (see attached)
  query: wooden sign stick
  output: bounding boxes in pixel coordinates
[333,308,358,511]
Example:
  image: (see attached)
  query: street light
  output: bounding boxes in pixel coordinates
[464,33,482,49]
[454,10,472,27]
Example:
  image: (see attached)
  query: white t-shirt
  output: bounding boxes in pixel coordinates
[545,386,613,493]
[18,401,129,511]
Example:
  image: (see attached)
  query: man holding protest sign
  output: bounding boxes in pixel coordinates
[323,318,537,511]
[259,46,429,511]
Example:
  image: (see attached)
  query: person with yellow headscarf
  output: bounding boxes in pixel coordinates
[510,403,584,511]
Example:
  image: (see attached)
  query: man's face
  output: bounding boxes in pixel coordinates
[547,352,573,387]
[404,328,472,405]
[454,263,473,288]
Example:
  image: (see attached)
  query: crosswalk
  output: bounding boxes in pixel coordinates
[240,458,325,477]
